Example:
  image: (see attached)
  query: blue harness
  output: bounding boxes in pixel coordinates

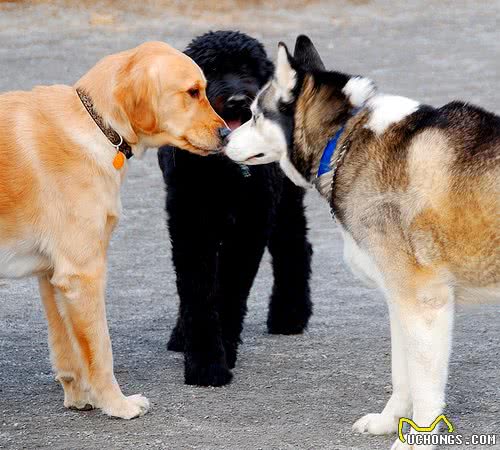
[316,107,362,178]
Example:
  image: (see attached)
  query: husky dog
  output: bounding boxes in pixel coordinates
[224,35,499,449]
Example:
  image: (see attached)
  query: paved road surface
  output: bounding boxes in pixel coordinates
[0,1,498,449]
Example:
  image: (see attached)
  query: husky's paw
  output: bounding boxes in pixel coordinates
[102,394,150,419]
[353,413,399,435]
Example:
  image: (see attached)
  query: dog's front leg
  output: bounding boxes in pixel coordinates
[167,192,233,385]
[173,243,232,386]
[179,258,232,386]
[353,301,412,435]
[50,259,149,419]
[39,274,93,411]
[390,281,455,450]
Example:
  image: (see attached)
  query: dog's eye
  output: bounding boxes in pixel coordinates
[188,88,200,99]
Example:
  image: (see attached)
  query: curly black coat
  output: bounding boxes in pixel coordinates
[158,31,312,387]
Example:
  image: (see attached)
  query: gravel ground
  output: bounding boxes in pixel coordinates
[0,1,498,449]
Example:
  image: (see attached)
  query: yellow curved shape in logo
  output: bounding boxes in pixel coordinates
[398,415,454,443]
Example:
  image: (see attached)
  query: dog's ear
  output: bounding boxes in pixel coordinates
[275,42,297,103]
[113,53,159,143]
[293,35,325,71]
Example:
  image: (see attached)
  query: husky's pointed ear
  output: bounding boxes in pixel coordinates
[275,42,296,102]
[293,35,325,71]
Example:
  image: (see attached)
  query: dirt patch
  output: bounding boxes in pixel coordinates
[0,0,319,11]
[0,0,323,29]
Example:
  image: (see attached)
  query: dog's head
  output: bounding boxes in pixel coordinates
[224,35,375,186]
[184,31,274,132]
[115,41,231,155]
[79,41,229,156]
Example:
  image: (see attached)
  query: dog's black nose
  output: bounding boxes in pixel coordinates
[218,127,231,141]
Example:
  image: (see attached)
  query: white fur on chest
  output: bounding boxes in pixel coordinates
[279,153,310,188]
[339,227,383,289]
[0,244,49,278]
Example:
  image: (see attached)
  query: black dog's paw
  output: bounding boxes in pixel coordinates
[167,325,185,352]
[184,360,233,387]
[223,344,238,370]
[267,293,312,335]
[267,317,307,335]
[267,306,311,335]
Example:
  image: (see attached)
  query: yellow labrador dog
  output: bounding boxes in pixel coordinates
[0,41,228,419]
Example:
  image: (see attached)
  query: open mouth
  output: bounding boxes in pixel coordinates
[219,96,252,131]
[226,119,242,131]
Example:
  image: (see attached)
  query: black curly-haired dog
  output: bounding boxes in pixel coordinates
[158,30,312,387]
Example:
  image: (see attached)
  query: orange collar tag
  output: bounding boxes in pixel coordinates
[113,151,125,170]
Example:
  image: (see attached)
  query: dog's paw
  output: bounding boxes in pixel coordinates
[185,361,233,387]
[352,413,399,435]
[59,376,95,411]
[167,326,185,352]
[267,308,310,335]
[65,399,94,411]
[101,394,150,420]
[223,343,238,370]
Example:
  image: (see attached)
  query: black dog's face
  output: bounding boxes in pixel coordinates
[206,68,261,131]
[183,31,274,134]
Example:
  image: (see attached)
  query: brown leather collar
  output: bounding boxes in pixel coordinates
[76,88,133,159]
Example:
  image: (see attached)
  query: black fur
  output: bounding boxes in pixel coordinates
[158,31,313,387]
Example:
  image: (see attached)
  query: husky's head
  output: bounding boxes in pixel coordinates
[224,35,375,187]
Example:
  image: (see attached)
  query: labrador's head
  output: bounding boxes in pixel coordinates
[94,41,229,156]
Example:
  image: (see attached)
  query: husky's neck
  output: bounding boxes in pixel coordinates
[288,76,374,196]
[289,91,422,204]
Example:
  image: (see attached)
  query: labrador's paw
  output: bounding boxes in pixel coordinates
[101,394,150,419]
[58,375,95,411]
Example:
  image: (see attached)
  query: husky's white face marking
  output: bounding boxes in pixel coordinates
[224,92,311,188]
[224,94,287,165]
[366,95,420,134]
[342,76,376,108]
[225,47,311,188]
[225,95,311,188]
